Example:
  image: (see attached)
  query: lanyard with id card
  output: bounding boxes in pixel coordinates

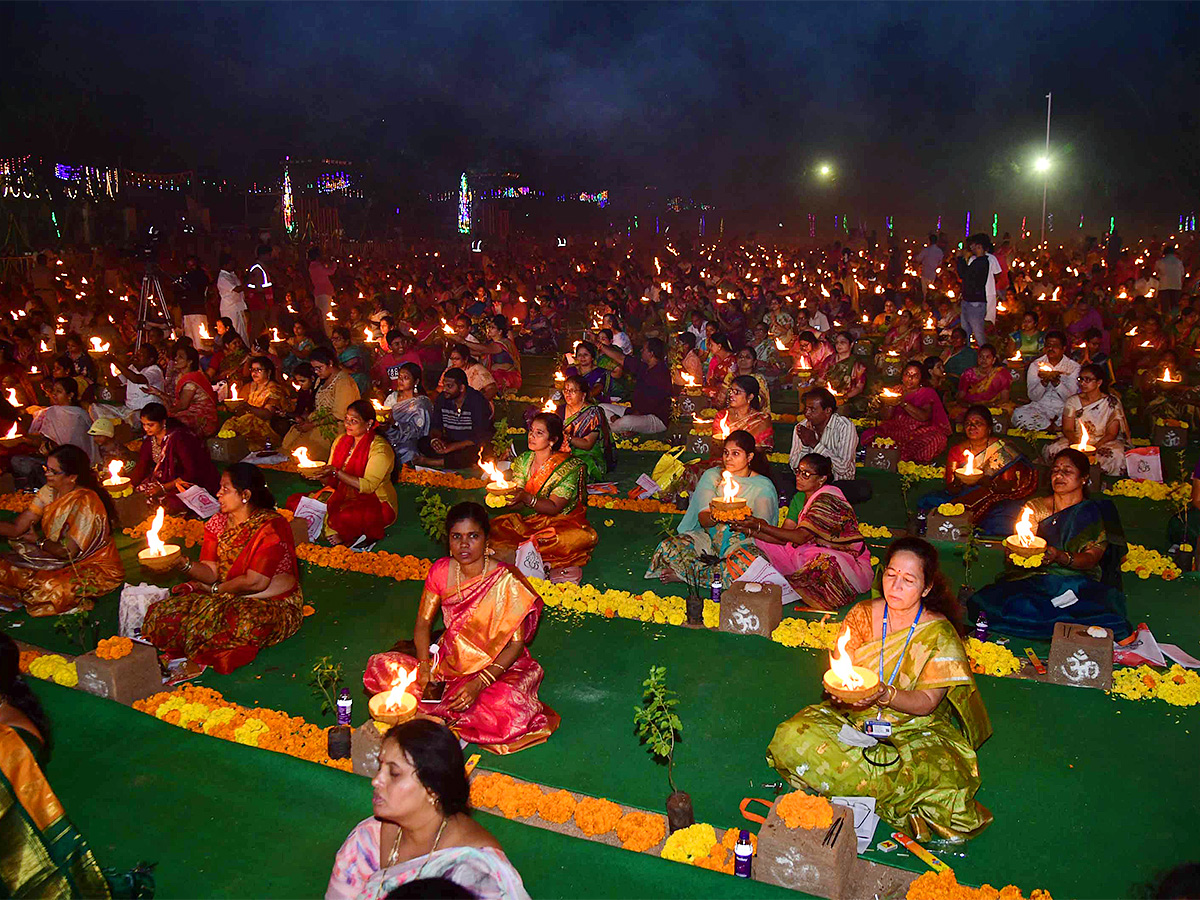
[863,601,923,741]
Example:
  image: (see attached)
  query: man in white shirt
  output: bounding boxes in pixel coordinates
[984,249,1002,325]
[1011,331,1080,431]
[914,233,944,297]
[91,345,166,430]
[1155,245,1184,313]
[216,253,249,345]
[789,387,872,504]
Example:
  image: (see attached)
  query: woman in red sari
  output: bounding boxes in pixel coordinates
[947,344,1013,422]
[143,463,303,678]
[366,502,560,754]
[288,399,396,548]
[703,334,735,400]
[862,361,952,463]
[147,344,219,439]
[130,402,220,515]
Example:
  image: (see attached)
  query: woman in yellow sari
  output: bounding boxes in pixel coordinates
[767,537,992,843]
[0,634,115,897]
[0,445,125,616]
[489,413,597,581]
[365,502,559,754]
[224,355,291,450]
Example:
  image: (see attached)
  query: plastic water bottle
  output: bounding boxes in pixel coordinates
[974,613,988,642]
[734,829,753,878]
[711,576,722,606]
[336,688,352,726]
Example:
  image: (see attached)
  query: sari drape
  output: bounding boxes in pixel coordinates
[304,431,397,545]
[0,486,124,616]
[0,725,112,898]
[917,440,1038,535]
[489,451,597,568]
[755,486,873,610]
[861,386,950,463]
[413,557,559,753]
[647,468,779,589]
[822,356,868,414]
[560,403,615,480]
[130,425,220,515]
[142,510,303,673]
[174,371,219,438]
[968,496,1132,639]
[225,380,290,450]
[326,817,530,900]
[1042,394,1130,476]
[767,601,993,842]
[956,366,1013,405]
[381,395,433,466]
[282,369,361,460]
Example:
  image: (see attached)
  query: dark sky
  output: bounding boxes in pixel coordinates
[3,2,1197,229]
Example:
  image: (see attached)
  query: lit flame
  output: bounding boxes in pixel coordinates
[229,382,240,401]
[145,506,167,557]
[775,337,788,350]
[272,328,283,342]
[4,422,18,440]
[862,314,869,323]
[554,370,565,382]
[29,366,37,375]
[1126,326,1137,337]
[478,450,513,488]
[716,413,732,439]
[681,372,697,388]
[292,447,321,468]
[105,459,123,484]
[110,363,120,377]
[1009,349,1023,362]
[326,312,337,321]
[1014,506,1038,549]
[370,398,387,412]
[720,468,740,503]
[89,337,110,352]
[364,327,375,342]
[924,316,935,329]
[1051,287,1061,301]
[1074,422,1092,451]
[825,381,840,397]
[5,388,19,407]
[829,627,864,690]
[946,290,955,299]
[199,323,211,339]
[39,340,48,352]
[880,387,901,398]
[378,661,419,712]
[1038,362,1054,372]
[1140,340,1152,348]
[797,354,812,371]
[1161,367,1181,383]
[958,449,979,477]
[442,320,455,334]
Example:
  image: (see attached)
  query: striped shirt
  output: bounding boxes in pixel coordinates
[789,413,858,481]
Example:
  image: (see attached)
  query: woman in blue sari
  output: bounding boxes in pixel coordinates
[968,448,1131,640]
[565,341,612,403]
[646,430,779,589]
[332,326,373,396]
[557,374,615,481]
[381,362,432,466]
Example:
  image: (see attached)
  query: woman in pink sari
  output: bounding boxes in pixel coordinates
[862,361,951,463]
[734,453,872,610]
[147,345,218,439]
[947,344,1013,421]
[365,502,559,755]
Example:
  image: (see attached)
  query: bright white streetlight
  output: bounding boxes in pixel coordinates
[1034,156,1051,173]
[817,163,832,178]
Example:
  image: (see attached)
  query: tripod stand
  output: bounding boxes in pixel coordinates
[134,263,175,351]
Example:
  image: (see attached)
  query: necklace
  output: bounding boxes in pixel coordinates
[385,816,448,869]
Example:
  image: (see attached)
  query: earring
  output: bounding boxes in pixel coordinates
[485,546,495,558]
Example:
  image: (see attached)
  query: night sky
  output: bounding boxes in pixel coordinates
[3,2,1197,229]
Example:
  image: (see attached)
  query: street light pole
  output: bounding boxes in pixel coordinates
[1040,92,1052,248]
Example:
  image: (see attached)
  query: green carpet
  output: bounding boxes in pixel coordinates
[5,419,1200,898]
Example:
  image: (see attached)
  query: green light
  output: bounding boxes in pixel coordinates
[992,213,998,238]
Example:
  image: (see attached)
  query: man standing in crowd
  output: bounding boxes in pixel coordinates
[217,254,248,345]
[956,234,991,348]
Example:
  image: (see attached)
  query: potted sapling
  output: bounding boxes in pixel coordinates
[633,665,693,832]
[310,656,350,759]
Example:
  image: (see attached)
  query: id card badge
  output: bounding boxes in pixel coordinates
[863,719,893,739]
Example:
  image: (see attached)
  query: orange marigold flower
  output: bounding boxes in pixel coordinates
[775,792,833,830]
[495,779,543,819]
[615,810,667,852]
[535,789,577,824]
[574,796,623,836]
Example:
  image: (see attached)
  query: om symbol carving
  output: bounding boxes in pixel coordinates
[730,604,761,634]
[1061,649,1101,683]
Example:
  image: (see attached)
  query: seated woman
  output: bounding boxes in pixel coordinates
[148,344,219,439]
[717,346,772,415]
[1142,348,1197,430]
[676,331,704,387]
[938,326,978,386]
[11,376,98,488]
[1041,364,1130,476]
[0,634,117,895]
[465,316,522,393]
[767,537,993,843]
[715,375,774,449]
[647,429,779,589]
[130,402,220,515]
[861,361,951,463]
[557,374,615,481]
[947,343,1012,422]
[489,413,598,580]
[917,406,1038,535]
[381,362,433,467]
[290,399,397,549]
[1009,311,1045,362]
[702,333,735,400]
[366,502,559,752]
[224,355,292,451]
[143,463,304,676]
[326,719,530,900]
[564,340,612,403]
[787,330,831,382]
[737,452,872,610]
[206,331,250,386]
[875,310,921,365]
[0,445,125,616]
[968,448,1132,640]
[282,320,316,375]
[282,348,361,461]
[821,331,868,415]
[331,326,373,396]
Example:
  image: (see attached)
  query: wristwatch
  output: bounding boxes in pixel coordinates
[211,582,220,595]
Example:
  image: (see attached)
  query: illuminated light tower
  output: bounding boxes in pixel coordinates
[281,159,296,236]
[457,172,471,235]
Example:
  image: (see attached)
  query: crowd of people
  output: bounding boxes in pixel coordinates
[1,226,1198,894]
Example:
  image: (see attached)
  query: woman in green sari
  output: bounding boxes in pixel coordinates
[557,374,615,481]
[646,430,779,589]
[767,538,993,843]
[820,332,868,416]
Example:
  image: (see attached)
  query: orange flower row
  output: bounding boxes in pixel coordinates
[615,810,667,852]
[775,791,834,830]
[907,869,1052,900]
[536,789,577,824]
[588,496,681,514]
[399,468,487,489]
[295,543,432,581]
[574,796,624,836]
[95,636,133,660]
[0,493,33,513]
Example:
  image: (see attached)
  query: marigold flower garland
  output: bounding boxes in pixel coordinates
[615,810,667,852]
[1111,664,1200,706]
[775,792,834,829]
[536,789,577,824]
[1104,480,1189,503]
[907,868,1052,900]
[1122,543,1182,581]
[574,796,624,836]
[95,636,133,660]
[964,639,1023,677]
[0,492,34,513]
[27,654,78,687]
[133,685,352,771]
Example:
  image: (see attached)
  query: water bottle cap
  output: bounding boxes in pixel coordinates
[739,829,750,841]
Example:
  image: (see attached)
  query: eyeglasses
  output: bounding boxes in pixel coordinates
[796,469,818,478]
[250,366,265,372]
[44,466,64,476]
